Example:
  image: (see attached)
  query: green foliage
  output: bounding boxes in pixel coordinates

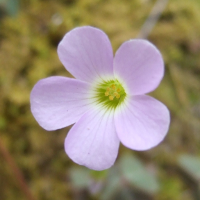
[178,155,200,181]
[119,153,159,194]
[0,0,200,199]
[0,0,19,16]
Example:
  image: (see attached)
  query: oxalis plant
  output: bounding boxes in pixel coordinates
[30,26,170,171]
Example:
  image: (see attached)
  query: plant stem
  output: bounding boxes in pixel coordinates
[137,0,169,39]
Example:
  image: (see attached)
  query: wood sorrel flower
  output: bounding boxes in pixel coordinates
[30,26,170,171]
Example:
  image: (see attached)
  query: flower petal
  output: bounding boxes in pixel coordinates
[115,95,170,150]
[57,26,114,83]
[65,108,120,171]
[30,76,92,131]
[114,39,164,95]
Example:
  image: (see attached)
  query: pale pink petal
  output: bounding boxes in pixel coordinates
[65,108,120,171]
[30,76,92,131]
[114,40,164,95]
[115,95,170,150]
[57,26,114,83]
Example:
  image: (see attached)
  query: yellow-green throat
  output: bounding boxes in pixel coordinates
[94,79,126,109]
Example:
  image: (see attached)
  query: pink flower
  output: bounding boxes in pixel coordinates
[30,26,170,171]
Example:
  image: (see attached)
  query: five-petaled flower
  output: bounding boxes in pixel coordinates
[30,26,170,171]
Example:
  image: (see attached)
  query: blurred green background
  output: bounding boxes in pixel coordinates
[0,0,200,199]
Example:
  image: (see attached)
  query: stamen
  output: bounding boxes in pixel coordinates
[111,84,116,90]
[109,95,114,100]
[105,91,109,96]
[113,92,118,97]
[116,94,120,99]
[98,79,126,108]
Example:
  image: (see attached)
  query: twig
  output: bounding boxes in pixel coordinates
[137,0,169,39]
[0,138,36,200]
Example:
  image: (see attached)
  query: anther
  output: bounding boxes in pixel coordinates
[117,88,121,92]
[106,87,110,92]
[105,91,109,96]
[113,92,118,97]
[109,95,114,100]
[116,94,120,99]
[111,84,116,90]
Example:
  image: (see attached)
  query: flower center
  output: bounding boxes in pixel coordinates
[105,84,121,100]
[94,79,126,109]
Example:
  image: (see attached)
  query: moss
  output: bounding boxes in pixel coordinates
[1,0,200,199]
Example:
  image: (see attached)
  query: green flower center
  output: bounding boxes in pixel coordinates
[94,79,126,109]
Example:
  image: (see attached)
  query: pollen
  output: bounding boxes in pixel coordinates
[113,92,118,96]
[111,84,116,90]
[105,91,109,96]
[116,94,120,99]
[109,95,114,100]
